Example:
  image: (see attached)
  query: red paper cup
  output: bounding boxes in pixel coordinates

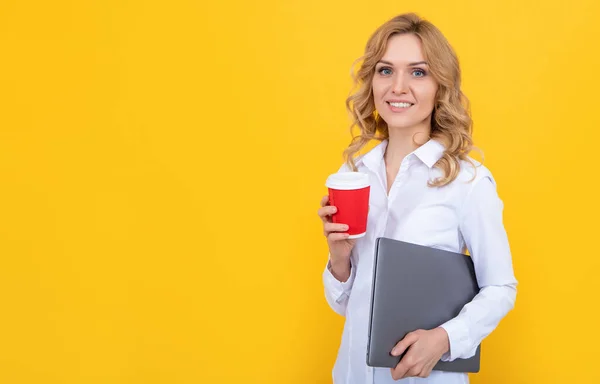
[325,172,370,239]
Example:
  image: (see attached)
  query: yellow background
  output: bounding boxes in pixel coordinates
[0,0,598,383]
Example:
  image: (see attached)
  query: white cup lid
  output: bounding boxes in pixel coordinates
[326,172,370,190]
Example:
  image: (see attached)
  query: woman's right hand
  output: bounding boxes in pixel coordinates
[318,195,357,281]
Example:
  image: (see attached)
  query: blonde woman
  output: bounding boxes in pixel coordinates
[318,13,517,384]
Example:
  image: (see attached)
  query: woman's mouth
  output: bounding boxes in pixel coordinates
[387,101,414,112]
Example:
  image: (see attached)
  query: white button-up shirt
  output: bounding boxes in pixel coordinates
[323,139,518,384]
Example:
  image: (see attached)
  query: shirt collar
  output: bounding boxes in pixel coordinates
[356,140,387,173]
[356,138,445,172]
[413,138,446,168]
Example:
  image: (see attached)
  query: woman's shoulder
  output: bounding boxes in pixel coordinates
[336,140,386,173]
[335,155,367,173]
[455,156,497,188]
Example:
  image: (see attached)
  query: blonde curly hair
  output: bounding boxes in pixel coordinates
[343,13,479,187]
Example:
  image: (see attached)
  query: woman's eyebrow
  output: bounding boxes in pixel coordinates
[376,60,429,66]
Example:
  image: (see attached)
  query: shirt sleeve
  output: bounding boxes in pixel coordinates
[322,161,356,316]
[439,173,518,361]
[323,251,356,316]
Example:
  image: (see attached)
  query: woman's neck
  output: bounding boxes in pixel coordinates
[384,125,431,170]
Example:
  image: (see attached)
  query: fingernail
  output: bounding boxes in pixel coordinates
[343,225,349,230]
[391,348,399,356]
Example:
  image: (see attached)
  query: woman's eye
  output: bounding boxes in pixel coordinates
[378,67,392,76]
[412,69,426,77]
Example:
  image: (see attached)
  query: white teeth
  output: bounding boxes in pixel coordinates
[389,102,412,108]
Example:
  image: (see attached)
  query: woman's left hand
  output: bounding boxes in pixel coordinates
[389,327,450,380]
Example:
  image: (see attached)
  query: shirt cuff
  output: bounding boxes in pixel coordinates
[322,256,355,304]
[439,317,470,361]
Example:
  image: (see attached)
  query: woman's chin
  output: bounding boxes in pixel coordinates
[381,114,432,132]
[384,119,419,130]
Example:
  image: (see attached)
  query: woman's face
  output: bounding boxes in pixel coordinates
[372,33,439,132]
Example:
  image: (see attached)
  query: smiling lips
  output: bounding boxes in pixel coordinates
[387,100,414,111]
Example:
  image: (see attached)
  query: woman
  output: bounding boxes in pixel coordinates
[318,13,517,384]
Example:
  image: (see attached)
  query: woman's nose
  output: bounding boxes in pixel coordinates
[392,74,408,95]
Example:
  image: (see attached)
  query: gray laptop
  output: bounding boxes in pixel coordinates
[366,237,481,373]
